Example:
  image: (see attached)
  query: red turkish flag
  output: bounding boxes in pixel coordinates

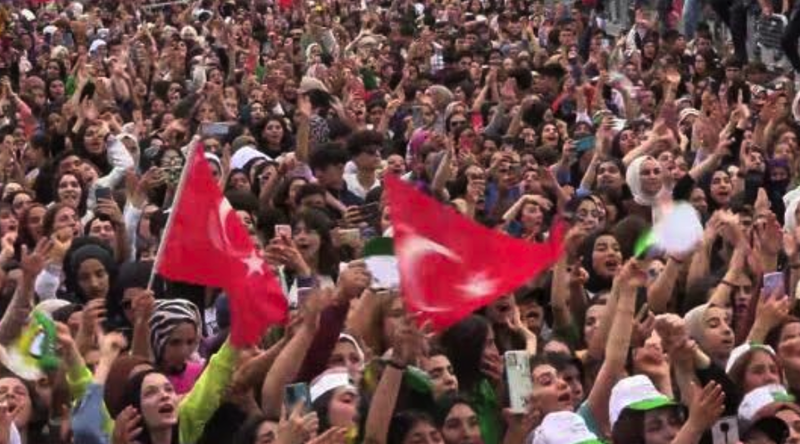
[156,144,287,346]
[385,176,566,331]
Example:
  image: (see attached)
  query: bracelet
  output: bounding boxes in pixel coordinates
[720,279,737,288]
[791,263,800,269]
[385,360,408,371]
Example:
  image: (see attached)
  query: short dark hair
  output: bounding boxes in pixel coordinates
[309,143,349,172]
[295,183,327,206]
[346,130,384,157]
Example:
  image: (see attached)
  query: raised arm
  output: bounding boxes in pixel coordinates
[586,260,644,436]
[261,288,332,418]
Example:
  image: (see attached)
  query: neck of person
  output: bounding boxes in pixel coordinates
[150,426,174,444]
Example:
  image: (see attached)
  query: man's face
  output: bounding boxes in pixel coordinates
[519,301,544,334]
[315,164,345,188]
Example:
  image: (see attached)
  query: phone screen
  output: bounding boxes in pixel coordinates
[283,383,311,416]
[763,272,785,296]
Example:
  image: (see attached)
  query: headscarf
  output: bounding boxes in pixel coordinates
[580,231,616,294]
[149,299,202,364]
[625,156,664,207]
[63,238,117,304]
[684,303,709,344]
[107,261,155,331]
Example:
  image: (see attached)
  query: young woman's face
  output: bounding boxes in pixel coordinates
[83,124,105,155]
[58,174,82,209]
[559,364,584,409]
[779,322,800,349]
[742,350,781,393]
[421,354,458,400]
[541,124,558,144]
[53,206,80,236]
[0,209,17,236]
[25,206,46,240]
[591,234,622,278]
[643,407,682,444]
[161,322,198,370]
[440,403,482,444]
[294,221,322,263]
[520,202,543,234]
[701,306,734,364]
[709,171,733,206]
[263,120,284,145]
[531,364,572,416]
[575,199,601,232]
[403,420,444,444]
[327,387,359,428]
[620,130,637,153]
[689,188,708,217]
[584,304,604,345]
[287,179,307,208]
[229,172,250,192]
[140,373,178,430]
[78,258,109,300]
[597,161,623,191]
[328,341,363,383]
[639,158,662,196]
[0,377,32,428]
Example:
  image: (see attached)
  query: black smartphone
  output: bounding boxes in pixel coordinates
[283,383,311,416]
[80,81,96,102]
[95,187,112,201]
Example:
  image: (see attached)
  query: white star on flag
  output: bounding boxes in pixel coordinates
[242,251,265,276]
[456,271,499,298]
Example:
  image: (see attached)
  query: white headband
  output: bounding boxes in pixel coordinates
[309,370,355,403]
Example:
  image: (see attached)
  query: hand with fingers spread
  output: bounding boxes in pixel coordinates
[55,322,81,366]
[48,228,74,267]
[20,238,50,280]
[112,406,143,444]
[0,233,15,264]
[686,381,725,431]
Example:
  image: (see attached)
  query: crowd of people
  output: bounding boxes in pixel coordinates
[4,0,800,443]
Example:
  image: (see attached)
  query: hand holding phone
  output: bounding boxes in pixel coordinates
[763,272,785,298]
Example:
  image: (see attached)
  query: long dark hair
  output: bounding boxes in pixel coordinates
[232,415,280,444]
[388,411,437,444]
[292,208,339,279]
[123,369,181,444]
[438,315,491,392]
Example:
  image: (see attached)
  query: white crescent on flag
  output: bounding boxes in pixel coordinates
[396,227,497,311]
[208,199,252,258]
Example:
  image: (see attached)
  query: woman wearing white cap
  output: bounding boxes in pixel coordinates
[610,375,725,444]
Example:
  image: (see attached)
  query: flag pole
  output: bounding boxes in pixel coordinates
[147,141,201,290]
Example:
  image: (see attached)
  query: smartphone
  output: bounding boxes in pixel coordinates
[95,187,112,201]
[80,81,96,102]
[411,106,424,129]
[711,416,739,444]
[296,287,314,308]
[283,383,311,417]
[504,351,533,414]
[275,224,292,239]
[636,302,650,322]
[200,122,233,137]
[574,136,595,153]
[763,271,785,297]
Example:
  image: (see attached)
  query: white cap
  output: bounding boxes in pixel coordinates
[89,39,106,54]
[609,375,676,429]
[230,146,271,171]
[531,412,602,444]
[726,343,776,374]
[738,384,795,424]
[309,368,356,403]
[20,9,35,22]
[42,26,58,36]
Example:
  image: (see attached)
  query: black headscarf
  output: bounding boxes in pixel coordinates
[63,237,117,304]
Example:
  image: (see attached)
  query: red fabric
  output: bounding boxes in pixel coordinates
[157,144,287,346]
[385,176,566,331]
[278,0,293,10]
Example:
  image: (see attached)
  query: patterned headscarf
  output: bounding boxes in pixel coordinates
[149,299,201,363]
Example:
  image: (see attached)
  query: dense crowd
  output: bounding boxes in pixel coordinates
[4,0,800,443]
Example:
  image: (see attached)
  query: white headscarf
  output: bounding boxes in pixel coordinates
[784,187,800,232]
[626,155,666,207]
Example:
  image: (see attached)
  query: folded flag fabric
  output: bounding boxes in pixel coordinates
[384,176,566,331]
